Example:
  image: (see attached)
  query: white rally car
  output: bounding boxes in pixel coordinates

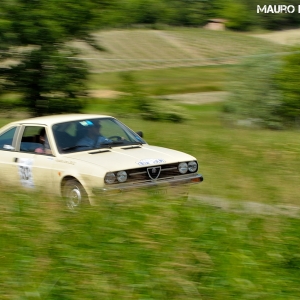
[0,114,203,208]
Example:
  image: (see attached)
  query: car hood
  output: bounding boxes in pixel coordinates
[64,144,196,171]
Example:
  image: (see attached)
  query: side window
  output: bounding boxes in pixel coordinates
[20,126,52,155]
[0,127,17,150]
[53,122,77,150]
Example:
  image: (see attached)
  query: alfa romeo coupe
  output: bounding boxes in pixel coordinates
[0,114,203,208]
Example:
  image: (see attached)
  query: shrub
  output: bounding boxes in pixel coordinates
[275,48,300,128]
[223,54,283,129]
[110,72,187,123]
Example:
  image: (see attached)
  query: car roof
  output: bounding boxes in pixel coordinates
[8,114,114,127]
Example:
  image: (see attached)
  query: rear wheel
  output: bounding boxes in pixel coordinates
[63,179,88,209]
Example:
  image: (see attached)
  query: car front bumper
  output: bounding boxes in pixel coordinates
[92,173,203,196]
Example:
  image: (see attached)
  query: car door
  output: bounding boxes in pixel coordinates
[0,125,21,185]
[12,125,56,194]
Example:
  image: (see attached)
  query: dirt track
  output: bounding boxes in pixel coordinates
[160,91,228,104]
[190,195,300,218]
[251,28,300,45]
[89,90,228,105]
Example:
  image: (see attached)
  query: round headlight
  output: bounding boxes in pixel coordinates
[117,171,127,183]
[188,161,198,173]
[104,172,116,184]
[178,162,188,174]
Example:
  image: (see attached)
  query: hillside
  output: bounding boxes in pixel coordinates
[251,28,300,45]
[71,28,286,73]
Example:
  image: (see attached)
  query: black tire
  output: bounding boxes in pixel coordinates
[63,179,88,209]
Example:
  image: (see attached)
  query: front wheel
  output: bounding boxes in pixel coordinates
[63,179,88,209]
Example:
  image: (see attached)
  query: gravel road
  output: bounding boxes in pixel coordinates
[189,194,300,218]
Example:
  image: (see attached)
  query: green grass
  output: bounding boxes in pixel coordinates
[74,28,285,73]
[0,27,299,299]
[88,65,228,95]
[1,103,300,299]
[1,187,300,299]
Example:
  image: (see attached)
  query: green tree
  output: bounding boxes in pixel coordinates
[224,54,283,129]
[224,49,300,129]
[276,49,300,127]
[0,0,113,116]
[163,0,207,26]
[222,0,252,31]
[134,0,168,24]
[107,0,168,27]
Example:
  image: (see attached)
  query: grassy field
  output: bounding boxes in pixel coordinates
[1,102,300,299]
[2,101,300,299]
[1,28,300,299]
[88,65,228,95]
[1,28,286,97]
[73,28,286,73]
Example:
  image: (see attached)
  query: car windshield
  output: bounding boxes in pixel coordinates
[52,117,145,153]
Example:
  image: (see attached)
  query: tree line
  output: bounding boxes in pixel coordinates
[104,0,300,31]
[1,0,300,127]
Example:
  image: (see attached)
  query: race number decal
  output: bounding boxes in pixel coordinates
[18,158,34,188]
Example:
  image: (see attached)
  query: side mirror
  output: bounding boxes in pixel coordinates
[136,131,143,138]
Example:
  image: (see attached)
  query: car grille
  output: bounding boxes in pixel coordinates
[110,163,197,185]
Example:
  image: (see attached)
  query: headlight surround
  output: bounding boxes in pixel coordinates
[178,162,188,174]
[117,170,127,183]
[104,172,116,184]
[188,161,198,173]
